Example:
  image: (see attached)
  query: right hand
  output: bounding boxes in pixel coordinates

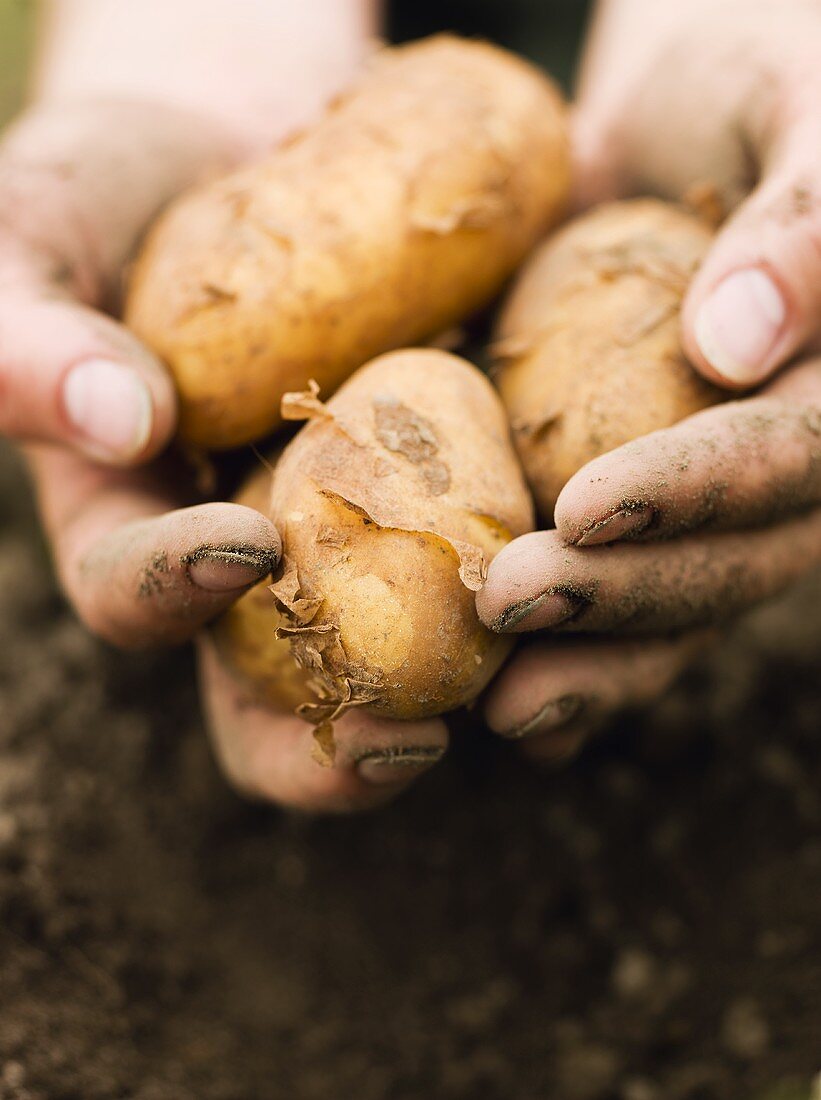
[3,77,446,812]
[1,96,263,648]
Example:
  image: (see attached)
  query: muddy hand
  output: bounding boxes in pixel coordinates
[478,356,821,761]
[482,0,821,764]
[574,0,821,389]
[4,1,433,813]
[36,443,411,813]
[198,637,448,814]
[0,101,225,460]
[1,93,279,643]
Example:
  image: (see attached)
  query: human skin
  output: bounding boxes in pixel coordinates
[479,0,821,761]
[4,0,820,805]
[3,0,449,813]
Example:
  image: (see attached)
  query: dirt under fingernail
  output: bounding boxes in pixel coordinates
[493,591,582,633]
[357,746,445,785]
[576,504,655,547]
[504,694,585,739]
[184,546,278,592]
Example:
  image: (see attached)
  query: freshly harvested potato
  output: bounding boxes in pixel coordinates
[217,349,534,755]
[125,34,570,449]
[494,199,723,520]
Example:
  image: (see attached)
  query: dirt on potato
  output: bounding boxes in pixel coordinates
[243,350,533,736]
[125,35,569,450]
[1,441,820,1100]
[493,199,723,521]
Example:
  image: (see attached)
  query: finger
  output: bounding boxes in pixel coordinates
[569,101,627,212]
[29,445,281,648]
[0,99,237,462]
[485,633,709,766]
[682,113,821,388]
[477,511,821,636]
[554,356,821,546]
[0,262,177,463]
[198,636,448,814]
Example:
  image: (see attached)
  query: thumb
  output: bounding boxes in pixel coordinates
[682,114,821,389]
[0,244,177,464]
[0,99,238,462]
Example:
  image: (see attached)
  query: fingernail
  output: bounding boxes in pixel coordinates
[63,358,153,461]
[493,591,584,633]
[576,504,655,547]
[694,268,785,385]
[185,547,278,592]
[500,694,585,740]
[357,746,445,785]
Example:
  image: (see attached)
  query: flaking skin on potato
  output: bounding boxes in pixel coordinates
[217,349,534,756]
[125,34,570,449]
[494,198,724,521]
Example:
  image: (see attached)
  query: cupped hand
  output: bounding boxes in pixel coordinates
[199,635,448,814]
[5,86,446,810]
[574,0,821,390]
[478,357,821,759]
[477,0,821,762]
[2,96,278,644]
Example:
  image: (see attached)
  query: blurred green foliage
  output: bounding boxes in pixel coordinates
[0,0,33,123]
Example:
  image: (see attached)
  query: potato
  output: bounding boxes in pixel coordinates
[494,199,723,520]
[216,349,534,756]
[125,35,570,450]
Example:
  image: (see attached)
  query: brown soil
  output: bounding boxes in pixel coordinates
[0,441,819,1100]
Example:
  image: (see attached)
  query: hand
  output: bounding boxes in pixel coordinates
[7,1,444,813]
[478,357,821,759]
[476,0,821,762]
[198,636,448,814]
[5,96,277,643]
[575,0,821,389]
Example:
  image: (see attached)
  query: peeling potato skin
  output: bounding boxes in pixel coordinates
[212,582,313,712]
[125,35,570,450]
[494,199,724,522]
[222,349,534,725]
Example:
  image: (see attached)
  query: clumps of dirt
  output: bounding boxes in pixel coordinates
[0,442,819,1100]
[373,395,452,496]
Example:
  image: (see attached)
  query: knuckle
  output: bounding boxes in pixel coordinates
[758,179,821,276]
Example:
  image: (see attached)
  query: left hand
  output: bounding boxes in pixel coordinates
[477,357,821,761]
[476,0,821,762]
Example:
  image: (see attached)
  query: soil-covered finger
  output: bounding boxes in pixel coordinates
[0,289,177,462]
[555,361,821,546]
[485,633,707,740]
[198,637,448,814]
[28,446,281,648]
[479,515,821,636]
[66,503,281,648]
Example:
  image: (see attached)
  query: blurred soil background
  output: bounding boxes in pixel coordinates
[0,2,819,1097]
